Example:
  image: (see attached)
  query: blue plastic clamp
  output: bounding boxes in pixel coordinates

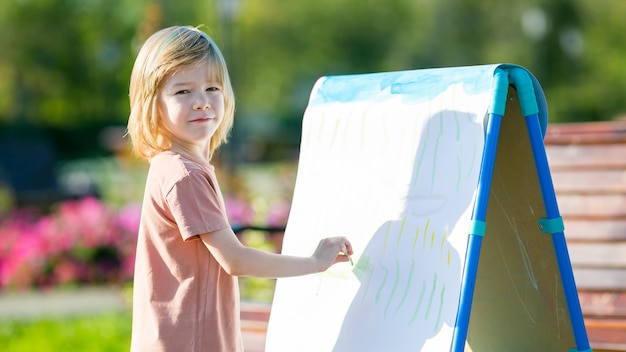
[539,216,565,234]
[469,220,487,237]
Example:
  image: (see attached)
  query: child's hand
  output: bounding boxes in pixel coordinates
[312,237,353,272]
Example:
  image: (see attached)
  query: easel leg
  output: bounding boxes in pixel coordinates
[525,113,592,352]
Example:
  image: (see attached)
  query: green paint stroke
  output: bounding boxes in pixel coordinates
[423,219,430,248]
[430,231,435,250]
[412,122,430,187]
[439,230,448,259]
[360,261,374,304]
[375,263,389,305]
[315,274,325,296]
[383,222,392,253]
[455,113,461,141]
[330,117,341,149]
[424,273,438,320]
[384,258,401,318]
[409,281,427,325]
[456,154,462,193]
[466,143,477,178]
[434,284,446,333]
[397,214,408,248]
[394,258,415,317]
[357,257,375,303]
[429,118,444,193]
[451,88,459,140]
[412,225,420,254]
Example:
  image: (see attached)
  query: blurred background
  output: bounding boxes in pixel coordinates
[1,0,625,208]
[1,0,625,350]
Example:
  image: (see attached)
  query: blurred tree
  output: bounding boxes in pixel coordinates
[0,0,625,162]
[233,0,424,121]
[0,0,220,158]
[244,0,625,124]
[229,0,432,161]
[0,0,139,127]
[554,0,626,122]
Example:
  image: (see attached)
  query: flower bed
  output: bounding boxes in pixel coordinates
[1,195,288,296]
[0,159,293,300]
[0,197,140,290]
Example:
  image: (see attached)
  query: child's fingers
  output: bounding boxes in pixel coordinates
[336,237,353,255]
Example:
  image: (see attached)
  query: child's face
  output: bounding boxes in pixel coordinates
[158,63,225,155]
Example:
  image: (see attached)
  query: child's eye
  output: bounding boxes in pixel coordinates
[175,90,190,95]
[207,86,220,92]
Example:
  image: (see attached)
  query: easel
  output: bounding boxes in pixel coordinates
[265,64,592,352]
[452,66,591,351]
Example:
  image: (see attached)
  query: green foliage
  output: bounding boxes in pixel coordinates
[0,0,219,128]
[0,313,132,352]
[1,0,626,161]
[0,0,139,127]
[230,0,626,125]
[56,156,147,208]
[238,230,279,303]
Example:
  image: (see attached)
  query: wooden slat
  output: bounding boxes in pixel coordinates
[572,268,626,290]
[240,301,271,325]
[555,194,626,219]
[569,243,626,268]
[545,144,626,170]
[545,121,626,145]
[557,194,626,218]
[551,169,626,194]
[563,219,626,242]
[544,122,626,350]
[585,318,626,352]
[579,291,626,317]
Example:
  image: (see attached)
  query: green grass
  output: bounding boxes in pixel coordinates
[0,312,131,352]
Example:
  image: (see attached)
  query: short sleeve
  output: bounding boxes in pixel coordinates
[166,171,230,241]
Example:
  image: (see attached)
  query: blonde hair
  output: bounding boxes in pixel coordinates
[127,26,235,161]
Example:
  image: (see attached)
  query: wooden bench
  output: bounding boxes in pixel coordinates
[545,120,626,352]
[241,301,271,352]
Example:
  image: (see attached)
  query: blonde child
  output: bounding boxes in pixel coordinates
[126,25,353,352]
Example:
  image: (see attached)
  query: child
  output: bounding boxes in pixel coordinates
[126,25,353,352]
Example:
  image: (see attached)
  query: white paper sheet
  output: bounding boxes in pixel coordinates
[265,65,501,352]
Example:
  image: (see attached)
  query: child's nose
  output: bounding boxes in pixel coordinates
[194,94,211,110]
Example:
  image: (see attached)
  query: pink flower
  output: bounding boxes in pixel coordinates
[52,258,86,285]
[0,224,46,289]
[115,202,141,234]
[225,196,255,227]
[0,196,141,290]
[266,201,291,227]
[57,197,116,247]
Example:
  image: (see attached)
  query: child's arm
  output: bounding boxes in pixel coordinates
[200,228,352,278]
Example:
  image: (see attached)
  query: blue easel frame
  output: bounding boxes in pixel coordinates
[451,67,592,352]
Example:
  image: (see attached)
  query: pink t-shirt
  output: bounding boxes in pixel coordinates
[131,151,243,352]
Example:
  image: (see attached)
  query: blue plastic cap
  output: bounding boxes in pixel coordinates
[509,67,539,117]
[489,68,509,116]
